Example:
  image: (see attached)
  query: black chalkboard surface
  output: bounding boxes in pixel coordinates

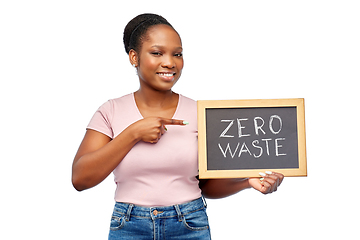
[198,99,307,178]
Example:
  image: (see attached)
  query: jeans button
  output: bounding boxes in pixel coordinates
[153,210,158,216]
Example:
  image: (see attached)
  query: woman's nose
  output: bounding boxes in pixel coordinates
[161,55,175,68]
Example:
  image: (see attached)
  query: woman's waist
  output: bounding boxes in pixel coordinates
[114,177,202,207]
[113,196,207,219]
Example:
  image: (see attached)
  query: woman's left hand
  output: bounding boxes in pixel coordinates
[248,172,284,194]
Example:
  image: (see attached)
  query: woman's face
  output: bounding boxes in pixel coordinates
[132,24,184,92]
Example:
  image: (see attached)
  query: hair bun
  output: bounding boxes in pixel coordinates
[123,13,173,54]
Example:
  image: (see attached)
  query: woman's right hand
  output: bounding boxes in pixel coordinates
[132,117,187,143]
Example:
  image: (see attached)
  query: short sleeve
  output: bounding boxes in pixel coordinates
[86,100,114,139]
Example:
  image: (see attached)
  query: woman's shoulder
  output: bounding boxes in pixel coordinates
[92,93,134,119]
[179,94,196,107]
[178,94,197,121]
[100,93,133,108]
[109,93,134,104]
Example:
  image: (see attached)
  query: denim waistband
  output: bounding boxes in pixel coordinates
[113,196,207,221]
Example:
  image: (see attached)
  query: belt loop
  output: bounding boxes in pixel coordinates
[125,204,134,221]
[174,204,183,222]
[202,196,207,208]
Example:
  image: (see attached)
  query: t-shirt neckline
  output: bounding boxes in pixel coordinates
[131,92,181,120]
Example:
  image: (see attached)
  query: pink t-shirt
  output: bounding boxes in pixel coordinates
[87,93,202,206]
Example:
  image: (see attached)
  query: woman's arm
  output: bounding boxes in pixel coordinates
[200,178,251,199]
[200,172,284,199]
[72,117,186,191]
[72,126,139,191]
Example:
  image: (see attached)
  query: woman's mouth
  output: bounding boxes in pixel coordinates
[157,72,176,81]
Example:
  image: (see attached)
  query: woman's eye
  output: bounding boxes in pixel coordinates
[151,52,162,56]
[175,53,183,57]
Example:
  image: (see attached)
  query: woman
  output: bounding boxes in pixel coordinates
[72,13,284,239]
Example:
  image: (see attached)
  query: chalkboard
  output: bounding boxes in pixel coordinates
[198,99,307,178]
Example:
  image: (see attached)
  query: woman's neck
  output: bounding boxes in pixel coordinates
[134,88,177,109]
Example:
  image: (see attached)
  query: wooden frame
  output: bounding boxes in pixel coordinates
[198,98,307,178]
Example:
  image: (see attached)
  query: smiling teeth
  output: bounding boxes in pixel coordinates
[158,73,174,77]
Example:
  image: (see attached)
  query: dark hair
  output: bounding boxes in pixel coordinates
[123,13,175,55]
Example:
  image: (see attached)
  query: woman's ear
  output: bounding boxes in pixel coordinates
[129,49,138,67]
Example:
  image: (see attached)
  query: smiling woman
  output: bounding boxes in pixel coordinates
[71,13,283,240]
[72,13,211,239]
[129,24,184,92]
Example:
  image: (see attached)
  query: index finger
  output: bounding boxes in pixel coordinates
[160,118,189,125]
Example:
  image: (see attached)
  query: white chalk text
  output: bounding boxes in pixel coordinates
[218,115,287,159]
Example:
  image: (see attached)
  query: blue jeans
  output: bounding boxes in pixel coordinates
[108,197,211,240]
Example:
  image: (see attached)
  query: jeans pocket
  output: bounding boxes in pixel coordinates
[110,215,126,231]
[182,209,209,231]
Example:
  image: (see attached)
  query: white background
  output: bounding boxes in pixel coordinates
[1,0,359,239]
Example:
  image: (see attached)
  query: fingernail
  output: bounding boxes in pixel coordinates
[164,126,168,131]
[259,178,264,181]
[259,172,266,177]
[183,121,189,125]
[265,171,273,175]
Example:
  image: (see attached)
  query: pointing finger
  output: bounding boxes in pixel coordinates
[160,118,189,126]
